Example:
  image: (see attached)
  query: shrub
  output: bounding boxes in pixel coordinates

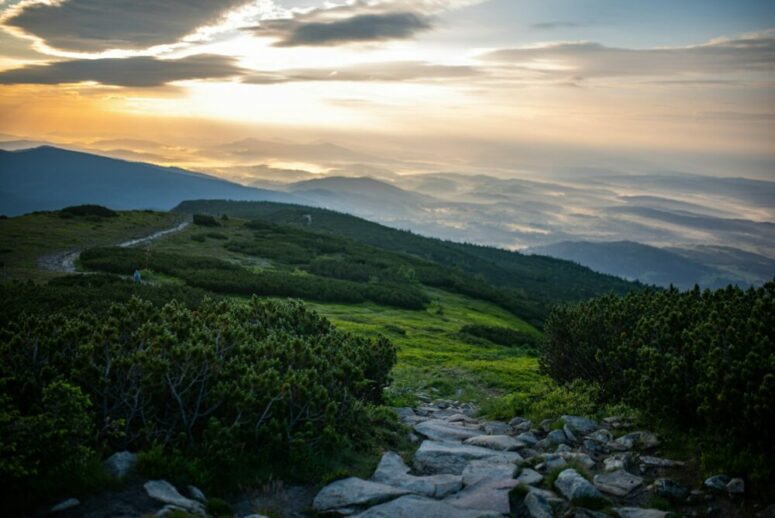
[59,204,117,218]
[193,214,220,227]
[460,324,539,349]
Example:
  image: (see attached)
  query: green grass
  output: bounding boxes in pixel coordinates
[0,210,180,281]
[309,288,545,404]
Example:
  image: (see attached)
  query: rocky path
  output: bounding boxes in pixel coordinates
[38,221,190,274]
[311,400,766,518]
[48,399,771,517]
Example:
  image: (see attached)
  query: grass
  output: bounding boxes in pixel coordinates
[0,210,180,281]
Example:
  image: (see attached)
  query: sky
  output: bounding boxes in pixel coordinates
[0,0,773,179]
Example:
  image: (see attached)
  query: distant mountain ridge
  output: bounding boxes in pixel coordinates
[0,146,304,215]
[528,240,775,289]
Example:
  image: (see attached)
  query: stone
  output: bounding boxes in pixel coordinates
[372,452,462,498]
[555,444,573,453]
[546,429,569,445]
[462,459,517,486]
[613,432,659,451]
[187,485,206,503]
[640,455,684,469]
[582,439,609,456]
[593,470,643,496]
[604,453,638,472]
[562,416,599,435]
[726,478,745,494]
[104,451,137,479]
[554,469,606,505]
[603,416,633,429]
[352,495,500,518]
[523,490,554,518]
[414,440,523,475]
[51,498,80,513]
[516,468,544,486]
[613,508,668,518]
[517,431,539,446]
[313,477,410,513]
[539,419,555,432]
[144,480,205,515]
[482,421,512,435]
[415,419,481,442]
[587,429,613,443]
[465,434,523,451]
[653,478,690,501]
[540,454,568,471]
[445,476,519,515]
[563,425,578,443]
[559,452,596,470]
[393,407,415,419]
[509,417,532,432]
[704,474,731,491]
[447,413,478,424]
[156,505,188,516]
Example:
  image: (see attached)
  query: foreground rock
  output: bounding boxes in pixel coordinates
[413,440,522,475]
[554,469,606,505]
[353,495,500,517]
[313,477,410,514]
[445,477,519,515]
[464,434,524,451]
[104,451,137,479]
[144,480,205,515]
[372,452,462,498]
[593,470,643,496]
[415,419,481,442]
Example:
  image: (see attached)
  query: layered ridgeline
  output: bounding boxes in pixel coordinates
[173,200,639,324]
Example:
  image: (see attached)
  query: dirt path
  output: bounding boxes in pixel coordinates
[39,221,190,274]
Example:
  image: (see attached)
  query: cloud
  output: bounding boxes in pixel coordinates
[481,31,775,78]
[530,22,583,30]
[244,61,479,84]
[0,54,244,87]
[2,0,253,52]
[248,0,480,47]
[259,11,432,47]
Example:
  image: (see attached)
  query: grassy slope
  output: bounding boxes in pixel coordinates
[0,210,180,281]
[1,211,546,406]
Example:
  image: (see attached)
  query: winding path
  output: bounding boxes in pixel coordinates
[39,221,190,274]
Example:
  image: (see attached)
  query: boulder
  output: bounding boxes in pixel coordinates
[415,419,481,442]
[562,416,599,435]
[187,485,206,503]
[704,474,731,492]
[516,468,544,486]
[523,490,555,518]
[593,470,643,496]
[726,478,745,495]
[587,429,613,443]
[414,440,522,475]
[144,480,205,515]
[372,452,462,498]
[465,435,523,451]
[603,416,633,429]
[445,476,519,515]
[313,477,410,514]
[538,454,568,471]
[462,459,517,486]
[603,453,638,472]
[555,444,573,453]
[559,452,596,470]
[639,456,684,468]
[563,425,578,443]
[546,429,569,446]
[613,508,668,518]
[50,498,80,513]
[104,451,137,479]
[612,432,659,451]
[516,431,539,446]
[509,417,532,433]
[447,413,478,424]
[554,469,606,505]
[582,439,609,456]
[653,478,690,501]
[156,505,189,516]
[353,495,500,517]
[482,421,512,435]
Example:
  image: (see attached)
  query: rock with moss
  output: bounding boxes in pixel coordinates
[554,469,606,507]
[313,477,411,514]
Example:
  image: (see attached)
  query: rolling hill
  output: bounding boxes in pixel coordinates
[0,146,304,216]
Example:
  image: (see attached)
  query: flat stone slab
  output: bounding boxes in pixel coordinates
[554,469,605,504]
[445,477,519,515]
[516,468,544,486]
[353,495,500,518]
[313,477,410,513]
[414,440,522,475]
[593,470,643,496]
[415,419,481,442]
[562,415,599,435]
[144,480,205,515]
[523,491,554,518]
[462,459,517,486]
[481,421,512,435]
[640,456,684,468]
[464,434,523,451]
[372,452,462,498]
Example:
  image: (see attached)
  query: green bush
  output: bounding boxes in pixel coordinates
[59,204,118,218]
[193,214,220,227]
[541,283,775,490]
[460,324,539,349]
[0,297,397,504]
